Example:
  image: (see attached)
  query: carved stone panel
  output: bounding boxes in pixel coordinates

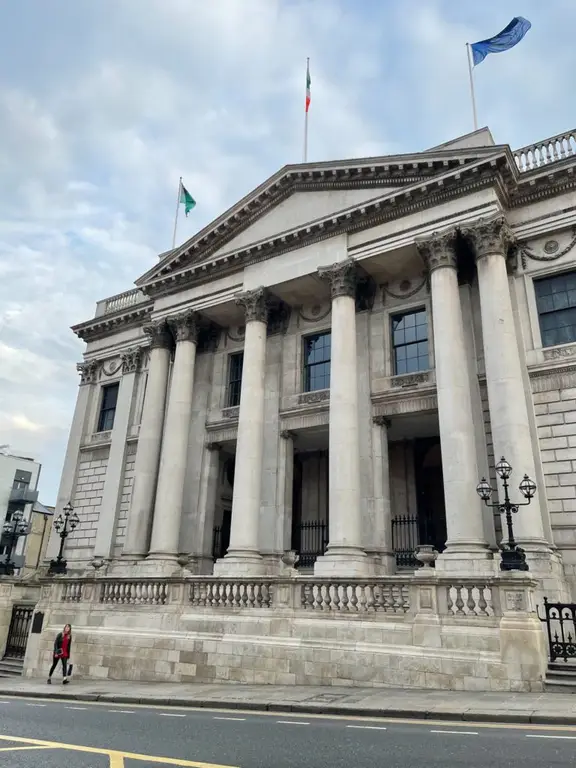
[390,372,430,388]
[298,389,330,405]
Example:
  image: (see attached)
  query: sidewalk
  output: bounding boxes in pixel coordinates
[1,678,576,725]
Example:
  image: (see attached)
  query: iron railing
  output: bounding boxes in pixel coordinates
[3,605,33,659]
[392,515,419,568]
[539,598,576,663]
[292,520,328,569]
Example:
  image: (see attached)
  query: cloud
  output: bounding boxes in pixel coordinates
[0,0,574,503]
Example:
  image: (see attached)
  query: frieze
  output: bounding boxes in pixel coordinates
[143,318,172,350]
[461,215,515,261]
[298,389,330,405]
[236,287,269,324]
[374,394,438,417]
[390,372,430,388]
[77,360,100,385]
[167,310,198,343]
[222,406,240,420]
[415,229,457,272]
[121,346,142,374]
[543,344,576,361]
[317,259,357,299]
[518,225,576,269]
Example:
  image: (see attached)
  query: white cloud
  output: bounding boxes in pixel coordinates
[0,0,574,503]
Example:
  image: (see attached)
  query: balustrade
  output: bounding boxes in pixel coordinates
[189,580,272,608]
[514,130,576,172]
[61,582,83,602]
[99,580,169,605]
[103,289,147,315]
[301,581,410,613]
[446,583,494,617]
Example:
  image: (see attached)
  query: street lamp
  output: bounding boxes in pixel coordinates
[476,456,536,572]
[48,502,80,575]
[0,510,30,576]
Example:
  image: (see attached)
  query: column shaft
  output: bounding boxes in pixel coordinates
[123,321,172,558]
[279,431,295,553]
[93,348,141,560]
[148,311,198,560]
[315,259,368,576]
[196,444,222,571]
[214,288,268,576]
[417,232,490,569]
[372,417,395,573]
[465,216,547,547]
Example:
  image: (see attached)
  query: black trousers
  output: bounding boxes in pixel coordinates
[49,657,68,678]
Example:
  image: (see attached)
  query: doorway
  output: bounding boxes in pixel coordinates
[413,437,447,552]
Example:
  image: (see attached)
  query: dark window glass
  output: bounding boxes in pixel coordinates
[304,332,331,392]
[535,272,576,348]
[392,310,429,375]
[97,383,119,432]
[227,353,244,407]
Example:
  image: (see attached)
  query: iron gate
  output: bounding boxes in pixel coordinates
[539,598,576,663]
[293,521,328,569]
[4,604,33,659]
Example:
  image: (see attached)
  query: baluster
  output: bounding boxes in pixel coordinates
[478,587,488,616]
[373,584,384,612]
[349,585,358,612]
[467,586,477,615]
[358,585,368,612]
[302,583,312,609]
[340,585,349,612]
[447,586,455,615]
[365,584,375,612]
[247,584,255,608]
[320,584,329,611]
[330,584,340,611]
[240,583,248,608]
[455,586,465,615]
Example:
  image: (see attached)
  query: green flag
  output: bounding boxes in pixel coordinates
[179,183,196,216]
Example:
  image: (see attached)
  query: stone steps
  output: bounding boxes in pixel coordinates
[0,657,24,678]
[545,663,576,693]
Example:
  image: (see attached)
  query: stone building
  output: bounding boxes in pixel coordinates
[24,125,576,691]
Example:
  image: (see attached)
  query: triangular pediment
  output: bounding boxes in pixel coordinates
[137,141,506,287]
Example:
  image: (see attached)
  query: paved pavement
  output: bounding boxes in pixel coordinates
[1,677,576,725]
[1,695,576,767]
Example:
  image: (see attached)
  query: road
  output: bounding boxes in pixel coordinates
[0,695,575,767]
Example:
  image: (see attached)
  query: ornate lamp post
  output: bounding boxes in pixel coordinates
[476,456,536,572]
[0,510,30,576]
[48,502,80,575]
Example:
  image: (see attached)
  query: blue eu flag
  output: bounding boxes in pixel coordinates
[471,17,532,66]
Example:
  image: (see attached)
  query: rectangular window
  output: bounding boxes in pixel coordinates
[303,332,331,392]
[227,352,244,407]
[97,383,119,432]
[392,309,429,375]
[535,271,576,348]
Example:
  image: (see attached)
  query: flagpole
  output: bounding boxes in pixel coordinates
[466,43,479,131]
[303,57,310,163]
[172,177,182,249]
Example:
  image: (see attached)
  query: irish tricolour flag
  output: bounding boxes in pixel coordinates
[305,60,311,113]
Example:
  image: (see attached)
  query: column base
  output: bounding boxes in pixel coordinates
[314,546,371,577]
[213,550,267,577]
[435,542,496,577]
[138,552,183,576]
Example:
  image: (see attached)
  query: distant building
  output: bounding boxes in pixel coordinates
[0,453,41,573]
[21,502,54,577]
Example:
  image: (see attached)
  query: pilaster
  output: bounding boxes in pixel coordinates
[371,416,395,573]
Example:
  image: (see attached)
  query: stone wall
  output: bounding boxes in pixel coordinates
[24,575,547,693]
[112,443,137,558]
[67,447,109,562]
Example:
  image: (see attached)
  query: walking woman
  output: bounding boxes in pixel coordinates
[47,624,72,685]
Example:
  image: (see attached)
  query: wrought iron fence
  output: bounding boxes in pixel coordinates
[392,515,419,569]
[3,605,33,659]
[539,598,576,663]
[293,520,328,569]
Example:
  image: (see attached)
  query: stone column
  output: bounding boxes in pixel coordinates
[314,259,368,576]
[372,416,395,573]
[122,320,172,559]
[279,431,295,554]
[464,216,548,550]
[195,443,222,573]
[93,347,142,562]
[214,288,268,576]
[416,231,491,571]
[147,310,198,563]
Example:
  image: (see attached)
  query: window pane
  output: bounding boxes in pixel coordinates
[395,356,407,375]
[537,272,576,348]
[102,384,119,410]
[404,326,417,344]
[416,323,427,341]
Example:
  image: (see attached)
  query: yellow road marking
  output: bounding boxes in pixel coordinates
[0,746,57,752]
[0,734,238,767]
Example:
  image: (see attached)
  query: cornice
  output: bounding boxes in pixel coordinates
[141,155,511,301]
[72,303,153,343]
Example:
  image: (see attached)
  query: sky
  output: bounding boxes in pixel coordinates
[0,0,575,505]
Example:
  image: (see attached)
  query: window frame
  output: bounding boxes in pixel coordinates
[390,307,430,377]
[226,352,244,408]
[533,270,576,349]
[302,331,332,393]
[97,382,120,433]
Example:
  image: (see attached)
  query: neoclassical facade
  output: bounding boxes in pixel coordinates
[25,126,576,690]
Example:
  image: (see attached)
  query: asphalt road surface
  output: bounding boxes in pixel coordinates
[0,695,575,768]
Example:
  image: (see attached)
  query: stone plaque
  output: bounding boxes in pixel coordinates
[419,587,433,610]
[505,590,525,612]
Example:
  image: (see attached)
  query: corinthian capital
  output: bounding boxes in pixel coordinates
[236,287,269,324]
[167,310,198,343]
[76,360,99,385]
[143,319,172,350]
[461,215,515,261]
[121,346,142,375]
[415,229,457,272]
[317,259,357,299]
